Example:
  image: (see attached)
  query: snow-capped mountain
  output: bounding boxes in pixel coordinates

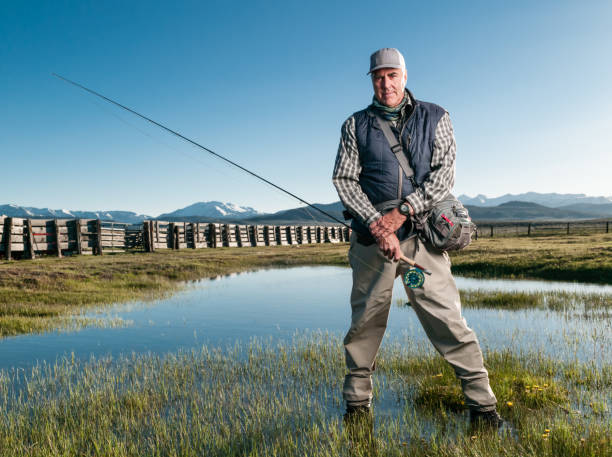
[458,192,612,208]
[0,204,151,224]
[157,201,260,220]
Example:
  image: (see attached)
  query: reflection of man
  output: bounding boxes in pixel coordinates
[333,48,502,427]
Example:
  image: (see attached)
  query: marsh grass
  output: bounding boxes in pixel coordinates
[397,289,612,321]
[0,333,609,456]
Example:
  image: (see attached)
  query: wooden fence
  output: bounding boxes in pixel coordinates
[474,220,610,238]
[141,221,350,252]
[0,216,350,260]
[0,216,131,259]
[3,215,609,260]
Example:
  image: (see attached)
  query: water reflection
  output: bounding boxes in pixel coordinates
[0,266,610,371]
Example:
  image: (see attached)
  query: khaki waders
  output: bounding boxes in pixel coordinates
[343,234,497,411]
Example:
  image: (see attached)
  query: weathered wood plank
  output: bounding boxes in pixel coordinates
[29,219,69,227]
[8,226,24,235]
[25,219,35,259]
[30,242,74,251]
[100,236,125,242]
[4,235,25,243]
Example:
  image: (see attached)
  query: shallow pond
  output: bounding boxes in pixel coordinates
[1,266,610,371]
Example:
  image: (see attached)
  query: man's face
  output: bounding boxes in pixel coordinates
[371,67,407,107]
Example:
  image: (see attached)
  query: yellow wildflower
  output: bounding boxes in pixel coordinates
[506,401,513,407]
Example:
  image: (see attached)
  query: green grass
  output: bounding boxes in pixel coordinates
[449,233,612,284]
[399,290,612,316]
[0,333,609,456]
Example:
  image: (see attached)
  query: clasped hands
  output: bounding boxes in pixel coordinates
[369,207,409,261]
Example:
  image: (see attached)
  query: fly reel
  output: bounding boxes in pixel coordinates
[403,268,425,288]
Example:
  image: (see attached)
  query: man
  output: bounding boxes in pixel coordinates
[332,48,502,428]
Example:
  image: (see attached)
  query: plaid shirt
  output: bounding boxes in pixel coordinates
[332,95,456,226]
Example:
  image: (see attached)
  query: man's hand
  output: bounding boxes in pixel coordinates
[376,232,402,261]
[369,208,407,239]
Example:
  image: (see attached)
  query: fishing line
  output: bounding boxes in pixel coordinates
[86,90,263,188]
[52,73,431,284]
[52,73,345,227]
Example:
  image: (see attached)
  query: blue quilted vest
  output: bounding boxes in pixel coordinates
[351,91,446,241]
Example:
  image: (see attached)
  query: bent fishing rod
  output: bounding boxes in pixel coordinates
[52,73,431,276]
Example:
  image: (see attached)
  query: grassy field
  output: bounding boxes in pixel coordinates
[449,233,612,284]
[0,333,609,456]
[0,233,610,337]
[0,235,610,455]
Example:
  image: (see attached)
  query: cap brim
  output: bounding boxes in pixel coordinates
[367,64,404,75]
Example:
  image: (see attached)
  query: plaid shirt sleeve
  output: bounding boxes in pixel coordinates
[332,115,382,226]
[404,112,456,214]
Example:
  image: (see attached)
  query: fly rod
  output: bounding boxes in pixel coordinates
[52,73,432,277]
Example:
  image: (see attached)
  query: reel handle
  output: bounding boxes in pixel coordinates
[399,254,432,276]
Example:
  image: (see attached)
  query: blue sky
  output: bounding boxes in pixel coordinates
[1,1,611,216]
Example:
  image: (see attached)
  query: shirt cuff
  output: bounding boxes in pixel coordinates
[365,212,382,226]
[404,193,425,215]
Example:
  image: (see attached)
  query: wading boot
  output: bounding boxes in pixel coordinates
[343,404,375,453]
[469,409,504,430]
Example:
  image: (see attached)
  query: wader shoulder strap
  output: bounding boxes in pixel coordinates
[374,115,415,179]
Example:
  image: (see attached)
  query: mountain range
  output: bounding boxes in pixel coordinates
[2,192,612,224]
[0,204,150,225]
[458,192,612,207]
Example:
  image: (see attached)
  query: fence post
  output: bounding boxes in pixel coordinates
[490,225,494,238]
[191,222,197,249]
[53,219,62,258]
[174,225,180,249]
[95,219,103,255]
[567,222,570,235]
[527,223,531,236]
[607,221,609,234]
[143,221,151,252]
[150,221,156,252]
[168,223,175,249]
[75,219,83,255]
[4,217,12,260]
[25,219,35,259]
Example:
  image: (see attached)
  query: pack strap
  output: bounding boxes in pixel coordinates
[374,114,415,180]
